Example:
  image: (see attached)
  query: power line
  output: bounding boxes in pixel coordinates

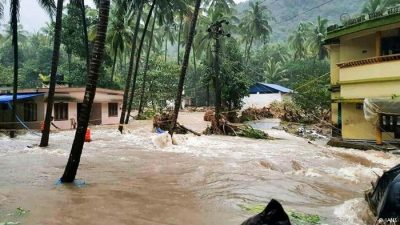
[272,0,336,25]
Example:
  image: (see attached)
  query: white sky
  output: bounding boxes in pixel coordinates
[2,0,247,33]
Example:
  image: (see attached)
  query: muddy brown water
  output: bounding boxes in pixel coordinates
[0,112,399,225]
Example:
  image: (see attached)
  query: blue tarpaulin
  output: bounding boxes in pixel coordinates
[249,83,293,94]
[0,93,45,104]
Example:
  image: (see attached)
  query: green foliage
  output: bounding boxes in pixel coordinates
[221,39,250,109]
[136,109,156,120]
[237,126,270,139]
[144,56,180,109]
[239,203,321,225]
[282,59,330,115]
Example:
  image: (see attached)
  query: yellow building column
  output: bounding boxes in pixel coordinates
[376,31,382,57]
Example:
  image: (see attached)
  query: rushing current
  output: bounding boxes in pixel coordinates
[0,112,398,225]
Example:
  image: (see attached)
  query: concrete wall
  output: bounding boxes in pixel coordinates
[329,45,340,85]
[340,33,376,62]
[101,102,122,125]
[341,80,400,99]
[242,93,283,109]
[340,60,400,83]
[341,103,394,140]
[48,102,78,130]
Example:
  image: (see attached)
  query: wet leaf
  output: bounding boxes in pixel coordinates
[15,207,29,216]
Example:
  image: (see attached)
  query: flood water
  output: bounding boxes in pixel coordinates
[0,112,399,225]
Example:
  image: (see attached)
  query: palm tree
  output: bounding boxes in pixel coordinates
[239,1,272,63]
[362,0,400,13]
[10,0,18,138]
[61,0,111,183]
[118,1,144,133]
[125,0,157,124]
[138,8,157,117]
[161,22,176,62]
[70,0,90,73]
[9,0,55,138]
[171,0,202,135]
[107,0,134,82]
[264,60,287,84]
[40,0,64,147]
[306,16,328,60]
[204,0,234,14]
[288,22,310,60]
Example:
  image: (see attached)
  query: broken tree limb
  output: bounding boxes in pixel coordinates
[177,123,201,136]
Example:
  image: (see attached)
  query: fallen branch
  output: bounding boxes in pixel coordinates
[177,123,201,136]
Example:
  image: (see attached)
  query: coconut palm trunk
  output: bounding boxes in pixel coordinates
[246,36,253,64]
[110,49,118,82]
[80,0,90,72]
[118,2,143,133]
[177,13,183,65]
[125,0,157,124]
[40,0,64,147]
[60,0,110,183]
[171,0,202,135]
[138,8,157,116]
[10,0,19,138]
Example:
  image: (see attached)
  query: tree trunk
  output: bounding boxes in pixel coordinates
[206,82,210,107]
[214,35,222,122]
[125,0,157,124]
[10,0,19,139]
[118,2,143,133]
[138,9,157,116]
[79,0,90,73]
[67,52,72,77]
[110,49,118,82]
[60,0,110,183]
[164,36,167,62]
[192,43,197,106]
[171,0,202,136]
[246,36,253,65]
[177,13,183,65]
[40,0,64,147]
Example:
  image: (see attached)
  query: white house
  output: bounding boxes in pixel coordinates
[242,83,293,109]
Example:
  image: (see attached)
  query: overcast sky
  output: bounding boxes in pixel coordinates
[2,0,248,33]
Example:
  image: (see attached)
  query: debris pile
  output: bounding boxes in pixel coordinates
[204,115,271,140]
[153,112,201,136]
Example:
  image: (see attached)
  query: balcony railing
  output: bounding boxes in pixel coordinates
[337,53,400,68]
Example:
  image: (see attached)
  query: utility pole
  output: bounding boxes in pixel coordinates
[207,20,230,122]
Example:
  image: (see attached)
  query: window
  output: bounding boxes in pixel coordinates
[24,103,37,122]
[108,103,118,117]
[54,103,68,121]
[382,36,400,55]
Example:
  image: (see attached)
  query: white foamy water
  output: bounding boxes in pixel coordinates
[0,113,399,225]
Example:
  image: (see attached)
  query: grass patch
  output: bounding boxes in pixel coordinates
[239,203,321,225]
[237,127,271,140]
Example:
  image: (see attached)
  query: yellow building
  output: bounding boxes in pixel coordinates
[325,8,400,143]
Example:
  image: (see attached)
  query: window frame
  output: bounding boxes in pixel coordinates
[108,103,118,117]
[24,102,37,122]
[54,102,69,121]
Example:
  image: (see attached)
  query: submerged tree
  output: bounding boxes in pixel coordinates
[40,0,64,147]
[61,0,110,183]
[171,0,202,135]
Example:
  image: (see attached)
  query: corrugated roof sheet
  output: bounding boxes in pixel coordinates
[0,93,45,104]
[249,83,293,94]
